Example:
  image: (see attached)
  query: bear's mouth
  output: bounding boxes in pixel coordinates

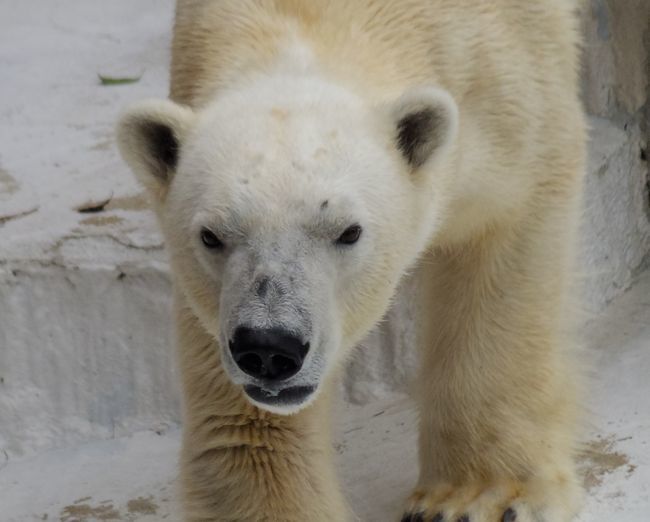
[243,384,316,406]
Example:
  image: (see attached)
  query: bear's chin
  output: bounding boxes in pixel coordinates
[243,384,317,414]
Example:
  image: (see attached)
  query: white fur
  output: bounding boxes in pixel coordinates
[119,67,458,414]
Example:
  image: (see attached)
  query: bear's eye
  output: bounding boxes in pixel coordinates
[336,224,362,245]
[200,228,224,250]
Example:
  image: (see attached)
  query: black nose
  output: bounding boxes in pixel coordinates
[229,327,309,382]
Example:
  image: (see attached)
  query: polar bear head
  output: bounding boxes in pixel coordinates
[117,75,457,414]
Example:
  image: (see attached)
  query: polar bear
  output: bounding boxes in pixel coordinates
[117,1,587,520]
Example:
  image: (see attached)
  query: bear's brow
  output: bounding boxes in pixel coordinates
[304,211,360,239]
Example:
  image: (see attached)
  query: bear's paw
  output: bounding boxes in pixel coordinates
[400,476,581,522]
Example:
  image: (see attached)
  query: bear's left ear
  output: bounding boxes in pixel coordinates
[390,87,458,170]
[116,99,196,199]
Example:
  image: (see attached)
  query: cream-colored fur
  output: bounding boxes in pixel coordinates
[116,1,586,520]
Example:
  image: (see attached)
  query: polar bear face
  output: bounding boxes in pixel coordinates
[117,76,457,414]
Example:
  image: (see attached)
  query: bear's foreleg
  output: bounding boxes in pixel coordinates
[175,299,349,522]
[402,228,582,522]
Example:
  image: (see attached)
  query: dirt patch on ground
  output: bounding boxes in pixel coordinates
[127,496,158,516]
[80,215,124,227]
[58,495,159,521]
[73,191,150,215]
[76,196,113,213]
[0,167,19,195]
[106,193,149,212]
[60,499,120,521]
[577,435,635,491]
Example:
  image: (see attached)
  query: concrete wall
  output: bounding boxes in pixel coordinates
[0,0,648,459]
[579,0,650,307]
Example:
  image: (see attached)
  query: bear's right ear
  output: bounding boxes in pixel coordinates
[116,99,195,199]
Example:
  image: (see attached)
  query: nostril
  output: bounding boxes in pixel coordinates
[269,354,299,380]
[236,352,265,377]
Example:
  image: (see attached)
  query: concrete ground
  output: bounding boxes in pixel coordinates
[2,269,650,521]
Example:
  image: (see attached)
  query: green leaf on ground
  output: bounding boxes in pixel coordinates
[98,74,141,86]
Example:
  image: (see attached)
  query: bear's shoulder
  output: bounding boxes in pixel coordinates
[170,0,581,107]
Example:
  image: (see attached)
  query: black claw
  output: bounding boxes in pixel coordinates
[502,507,517,522]
[401,514,425,522]
[456,516,470,522]
[432,514,444,522]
